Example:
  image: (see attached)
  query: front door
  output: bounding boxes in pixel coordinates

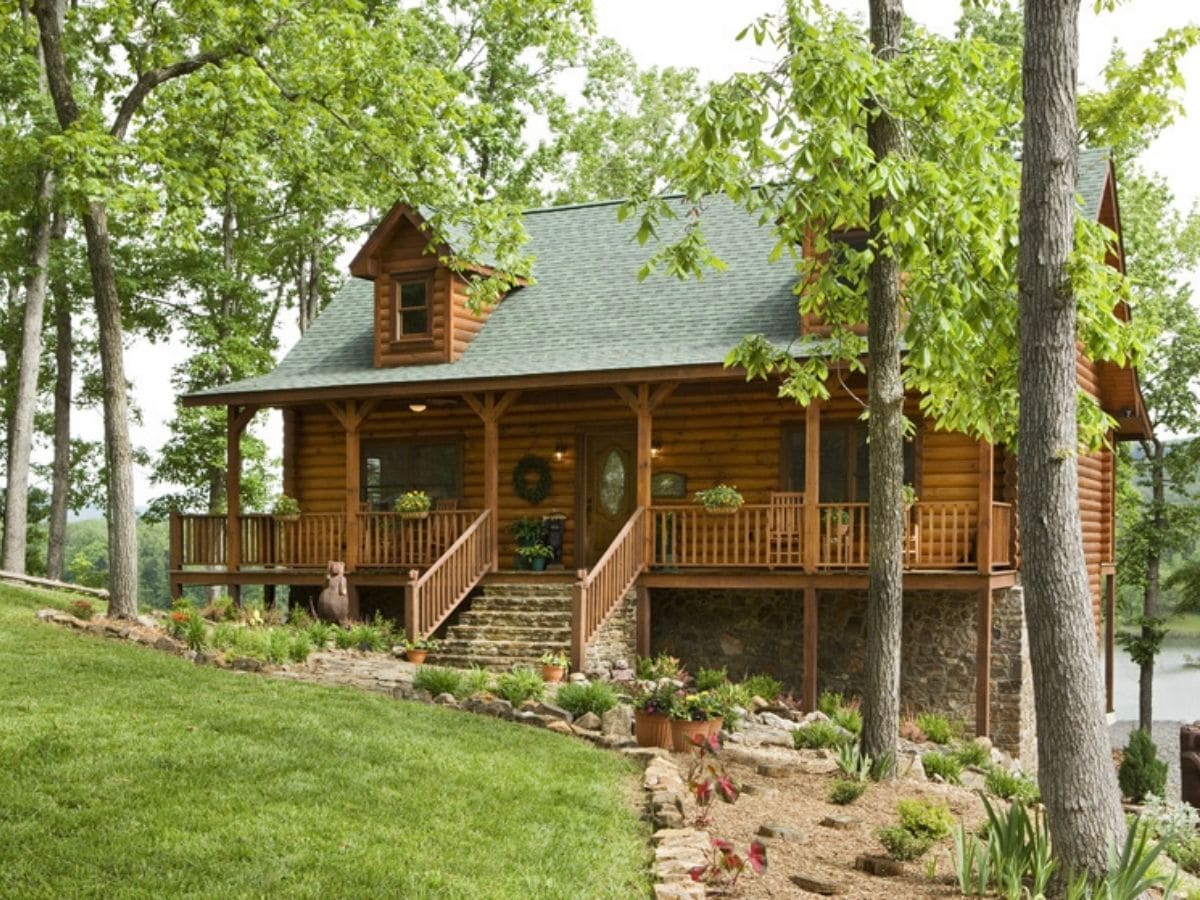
[582,431,636,565]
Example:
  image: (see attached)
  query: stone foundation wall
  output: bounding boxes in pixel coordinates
[649,585,1035,760]
[584,589,638,675]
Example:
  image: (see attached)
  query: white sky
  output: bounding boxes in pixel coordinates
[85,0,1199,506]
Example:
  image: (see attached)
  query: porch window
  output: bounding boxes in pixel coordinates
[361,438,461,510]
[784,421,915,502]
[393,274,432,339]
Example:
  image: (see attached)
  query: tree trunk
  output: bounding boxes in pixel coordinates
[860,0,906,768]
[47,255,71,581]
[1019,0,1125,877]
[35,0,139,618]
[1139,438,1164,732]
[2,169,56,573]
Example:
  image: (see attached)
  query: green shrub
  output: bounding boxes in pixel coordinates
[835,744,872,782]
[287,607,313,630]
[462,667,492,696]
[831,706,862,736]
[915,712,959,745]
[950,740,991,768]
[266,628,292,664]
[897,798,954,841]
[741,673,782,702]
[412,666,465,698]
[712,682,750,731]
[985,766,1041,805]
[635,652,682,681]
[200,596,237,622]
[817,691,846,717]
[793,722,852,751]
[555,681,618,717]
[67,598,96,620]
[1169,834,1200,876]
[695,667,728,692]
[495,668,544,706]
[224,628,270,661]
[305,621,334,649]
[877,825,934,861]
[184,615,208,652]
[921,751,963,785]
[830,779,867,805]
[287,632,313,663]
[210,623,237,650]
[1118,729,1168,803]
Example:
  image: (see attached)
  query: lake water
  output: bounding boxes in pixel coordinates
[1113,641,1200,723]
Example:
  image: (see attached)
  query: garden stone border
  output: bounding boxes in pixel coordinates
[35,608,709,897]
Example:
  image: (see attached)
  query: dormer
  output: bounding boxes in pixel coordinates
[349,203,504,367]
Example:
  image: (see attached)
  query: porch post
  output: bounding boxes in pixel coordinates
[803,586,818,712]
[803,400,821,572]
[615,382,677,564]
[226,404,258,604]
[976,441,994,572]
[636,584,651,657]
[465,391,521,571]
[975,585,992,738]
[344,401,361,579]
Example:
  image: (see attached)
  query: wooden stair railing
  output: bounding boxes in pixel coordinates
[571,507,648,671]
[404,509,493,640]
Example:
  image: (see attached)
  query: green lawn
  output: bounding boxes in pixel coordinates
[0,585,649,898]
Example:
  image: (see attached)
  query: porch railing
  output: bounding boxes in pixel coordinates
[359,510,477,568]
[571,507,647,670]
[817,503,869,568]
[177,514,227,568]
[405,509,493,639]
[267,514,344,568]
[650,505,771,568]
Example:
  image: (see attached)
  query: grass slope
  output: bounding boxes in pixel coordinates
[0,585,649,898]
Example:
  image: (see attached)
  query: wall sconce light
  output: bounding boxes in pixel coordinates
[651,440,663,459]
[554,443,567,462]
[408,402,427,413]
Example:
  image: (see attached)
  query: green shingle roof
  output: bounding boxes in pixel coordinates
[191,150,1113,403]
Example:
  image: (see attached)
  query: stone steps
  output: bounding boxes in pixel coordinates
[430,580,573,671]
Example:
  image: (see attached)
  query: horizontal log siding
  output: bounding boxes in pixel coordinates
[449,275,493,361]
[373,218,450,366]
[1078,446,1114,633]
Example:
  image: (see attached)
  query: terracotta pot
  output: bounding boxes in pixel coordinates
[406,649,428,665]
[671,717,724,753]
[541,665,565,683]
[634,710,673,749]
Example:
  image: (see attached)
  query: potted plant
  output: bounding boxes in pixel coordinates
[693,484,744,515]
[633,682,677,749]
[540,649,569,682]
[511,516,546,569]
[394,490,432,520]
[668,691,724,752]
[272,494,301,522]
[901,484,918,507]
[403,634,439,665]
[517,543,554,572]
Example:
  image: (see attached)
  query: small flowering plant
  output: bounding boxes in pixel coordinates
[272,494,301,517]
[633,681,678,716]
[68,598,96,621]
[693,484,744,512]
[669,690,723,722]
[403,634,440,652]
[539,650,569,669]
[394,490,431,514]
[689,838,767,889]
[687,733,740,827]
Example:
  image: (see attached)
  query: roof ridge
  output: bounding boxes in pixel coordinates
[521,193,687,216]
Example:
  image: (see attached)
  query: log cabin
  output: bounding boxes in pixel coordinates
[177,148,1149,758]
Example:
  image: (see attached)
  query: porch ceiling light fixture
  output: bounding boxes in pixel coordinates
[554,443,567,462]
[651,440,663,459]
[408,402,428,413]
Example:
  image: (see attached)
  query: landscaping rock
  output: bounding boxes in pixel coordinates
[756,762,794,779]
[433,692,458,706]
[756,823,804,842]
[749,694,770,712]
[103,623,131,639]
[653,882,703,899]
[820,815,860,830]
[483,699,514,719]
[602,704,633,737]
[899,752,926,781]
[412,689,432,703]
[740,783,779,799]
[790,873,844,895]
[229,657,262,672]
[854,855,905,877]
[153,635,181,654]
[761,712,801,732]
[545,719,574,736]
[568,672,589,684]
[35,608,57,621]
[621,746,669,765]
[532,701,573,723]
[735,723,796,747]
[574,712,602,731]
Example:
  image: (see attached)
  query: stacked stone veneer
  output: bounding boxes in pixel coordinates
[583,588,638,675]
[649,585,1037,761]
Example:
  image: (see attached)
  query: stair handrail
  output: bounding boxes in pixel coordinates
[570,507,647,670]
[405,509,493,640]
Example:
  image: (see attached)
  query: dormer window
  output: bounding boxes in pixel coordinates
[393,273,433,340]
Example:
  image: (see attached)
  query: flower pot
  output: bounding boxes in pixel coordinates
[670,717,724,753]
[399,511,429,521]
[406,649,428,665]
[274,514,300,523]
[530,557,547,572]
[703,506,738,515]
[541,664,565,683]
[635,710,673,749]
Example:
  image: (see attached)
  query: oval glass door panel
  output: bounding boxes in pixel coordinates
[599,449,626,516]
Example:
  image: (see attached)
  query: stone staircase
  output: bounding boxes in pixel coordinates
[428,582,573,671]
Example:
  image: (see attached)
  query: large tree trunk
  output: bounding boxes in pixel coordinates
[1139,438,1164,732]
[2,169,56,573]
[47,258,71,581]
[35,0,139,618]
[1019,0,1125,877]
[860,0,906,767]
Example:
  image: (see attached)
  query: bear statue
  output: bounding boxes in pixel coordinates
[1182,723,1200,810]
[314,560,349,625]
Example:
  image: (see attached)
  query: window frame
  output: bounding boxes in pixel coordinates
[359,435,465,511]
[781,418,919,502]
[390,271,435,344]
